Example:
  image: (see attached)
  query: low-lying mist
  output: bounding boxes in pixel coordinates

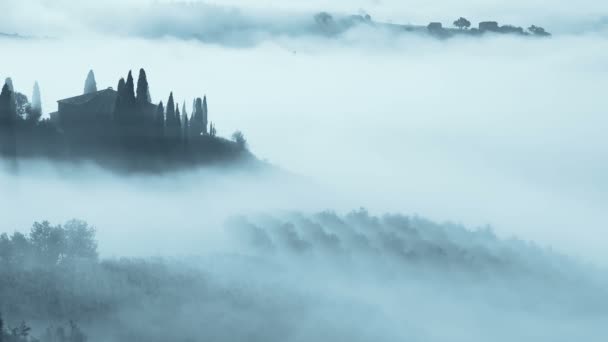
[2,31,608,264]
[2,3,608,339]
[2,0,608,39]
[1,211,607,342]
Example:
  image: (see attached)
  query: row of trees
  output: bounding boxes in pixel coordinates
[0,314,87,342]
[0,220,98,268]
[452,17,550,36]
[88,68,213,144]
[0,70,250,171]
[0,69,217,143]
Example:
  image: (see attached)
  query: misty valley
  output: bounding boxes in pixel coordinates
[2,0,608,342]
[1,211,606,342]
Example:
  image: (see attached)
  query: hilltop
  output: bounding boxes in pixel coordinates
[313,13,551,39]
[0,69,261,174]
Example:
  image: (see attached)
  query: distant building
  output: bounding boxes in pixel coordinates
[57,88,118,127]
[427,22,443,31]
[56,88,156,129]
[479,21,499,32]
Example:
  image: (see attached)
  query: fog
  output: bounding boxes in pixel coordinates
[1,1,608,341]
[2,32,608,264]
[2,0,608,39]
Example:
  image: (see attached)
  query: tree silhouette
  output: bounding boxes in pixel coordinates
[202,96,208,135]
[124,71,136,107]
[28,81,42,123]
[154,101,165,138]
[136,68,151,104]
[190,98,202,137]
[116,77,125,92]
[4,78,13,91]
[183,114,189,144]
[84,70,97,94]
[528,25,551,36]
[0,83,16,126]
[0,82,18,163]
[165,92,181,142]
[454,17,471,29]
[232,131,247,150]
[175,104,182,140]
[209,122,216,137]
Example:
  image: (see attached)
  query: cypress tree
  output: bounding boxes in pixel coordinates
[190,98,203,136]
[166,92,175,125]
[166,92,177,140]
[154,101,165,139]
[192,99,196,120]
[175,104,182,136]
[136,68,151,104]
[183,114,189,142]
[0,83,17,160]
[124,71,136,106]
[202,96,208,134]
[3,78,15,116]
[117,78,126,95]
[113,78,126,124]
[84,70,97,94]
[0,83,16,125]
[28,81,42,123]
[4,78,13,92]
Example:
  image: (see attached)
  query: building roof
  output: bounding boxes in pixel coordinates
[57,88,117,105]
[57,88,158,116]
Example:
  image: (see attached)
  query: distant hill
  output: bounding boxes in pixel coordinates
[313,13,552,40]
[0,69,262,174]
[0,32,32,40]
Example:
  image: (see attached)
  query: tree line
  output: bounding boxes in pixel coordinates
[0,70,251,172]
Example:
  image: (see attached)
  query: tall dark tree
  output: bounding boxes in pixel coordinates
[175,104,182,137]
[183,114,189,142]
[4,78,13,92]
[453,17,471,29]
[84,70,97,94]
[124,71,136,106]
[202,96,208,134]
[165,92,180,141]
[154,101,165,138]
[117,78,126,95]
[136,68,151,104]
[28,81,42,122]
[0,84,16,125]
[0,83,17,161]
[114,78,126,123]
[191,97,204,137]
[181,101,187,121]
[209,122,216,137]
[166,92,175,126]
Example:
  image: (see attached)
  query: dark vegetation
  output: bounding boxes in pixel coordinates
[0,70,256,174]
[1,210,606,341]
[314,12,551,39]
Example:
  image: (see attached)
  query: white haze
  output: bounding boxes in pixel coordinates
[1,3,608,341]
[2,31,608,265]
[2,0,608,38]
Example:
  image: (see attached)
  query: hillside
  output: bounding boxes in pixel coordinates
[0,69,261,174]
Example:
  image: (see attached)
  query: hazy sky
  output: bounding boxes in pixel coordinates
[1,1,608,265]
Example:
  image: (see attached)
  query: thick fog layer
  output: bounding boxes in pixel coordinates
[2,1,608,341]
[2,32,608,263]
[1,212,607,342]
[2,0,608,39]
